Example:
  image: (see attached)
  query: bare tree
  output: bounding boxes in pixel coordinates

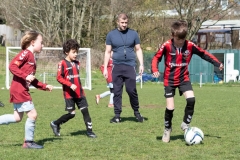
[1,0,239,51]
[165,0,239,40]
[0,0,64,46]
[77,0,88,44]
[0,0,93,46]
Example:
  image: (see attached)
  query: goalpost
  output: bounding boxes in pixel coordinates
[6,47,92,90]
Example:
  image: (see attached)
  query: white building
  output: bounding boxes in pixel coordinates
[0,25,22,46]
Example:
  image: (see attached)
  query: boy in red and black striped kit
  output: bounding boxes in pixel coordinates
[151,20,223,143]
[50,39,96,138]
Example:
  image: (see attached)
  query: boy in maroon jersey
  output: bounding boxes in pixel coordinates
[95,51,114,108]
[151,20,223,143]
[50,39,97,138]
[0,30,53,149]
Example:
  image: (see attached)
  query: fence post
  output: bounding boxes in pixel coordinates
[43,72,46,83]
[199,72,202,88]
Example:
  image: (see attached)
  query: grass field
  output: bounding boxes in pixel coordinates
[1,46,240,159]
[0,83,240,160]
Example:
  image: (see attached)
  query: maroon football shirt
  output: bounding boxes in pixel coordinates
[9,49,47,103]
[100,58,113,83]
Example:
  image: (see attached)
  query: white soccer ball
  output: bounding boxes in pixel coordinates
[184,127,204,145]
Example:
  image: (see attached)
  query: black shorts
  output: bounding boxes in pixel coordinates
[65,97,88,112]
[164,81,193,98]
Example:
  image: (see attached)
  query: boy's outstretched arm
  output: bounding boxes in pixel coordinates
[192,43,223,68]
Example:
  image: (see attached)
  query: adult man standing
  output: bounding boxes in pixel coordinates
[103,13,144,123]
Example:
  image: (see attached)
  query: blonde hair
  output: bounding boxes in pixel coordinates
[21,30,41,50]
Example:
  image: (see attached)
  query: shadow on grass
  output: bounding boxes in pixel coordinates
[0,143,22,147]
[114,116,148,122]
[156,135,184,141]
[204,134,221,138]
[0,138,62,147]
[38,137,62,145]
[0,137,62,147]
[70,130,88,136]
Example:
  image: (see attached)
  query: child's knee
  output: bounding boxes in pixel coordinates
[186,97,195,107]
[14,115,23,122]
[68,113,75,119]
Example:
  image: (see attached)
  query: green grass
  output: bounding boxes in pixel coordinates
[1,46,240,159]
[0,84,240,160]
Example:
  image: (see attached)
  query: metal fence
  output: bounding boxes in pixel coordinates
[1,39,20,47]
[142,50,240,84]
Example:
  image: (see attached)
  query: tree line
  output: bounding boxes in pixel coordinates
[0,0,239,52]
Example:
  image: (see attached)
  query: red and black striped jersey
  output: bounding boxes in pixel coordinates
[151,39,221,86]
[57,59,85,99]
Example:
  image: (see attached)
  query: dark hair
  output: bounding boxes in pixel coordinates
[62,39,80,54]
[171,20,188,39]
[21,30,41,50]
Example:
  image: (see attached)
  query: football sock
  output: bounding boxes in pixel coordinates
[110,88,113,93]
[80,107,92,132]
[100,91,111,98]
[183,97,195,124]
[0,114,16,125]
[164,108,174,129]
[54,113,75,126]
[109,93,114,104]
[25,118,35,141]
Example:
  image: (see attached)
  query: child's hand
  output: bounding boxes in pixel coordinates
[70,84,77,91]
[103,69,108,79]
[219,63,224,71]
[152,72,160,78]
[46,85,53,92]
[26,75,35,82]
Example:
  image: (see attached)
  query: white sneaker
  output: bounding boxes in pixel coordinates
[162,128,172,143]
[181,122,189,132]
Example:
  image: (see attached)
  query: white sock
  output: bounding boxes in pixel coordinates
[109,93,114,104]
[100,91,111,98]
[25,118,35,141]
[0,114,16,125]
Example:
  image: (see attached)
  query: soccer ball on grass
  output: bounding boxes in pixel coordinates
[184,127,204,145]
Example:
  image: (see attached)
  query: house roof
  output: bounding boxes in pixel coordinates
[198,28,231,33]
[201,20,240,30]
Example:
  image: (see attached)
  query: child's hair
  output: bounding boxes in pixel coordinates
[63,39,80,54]
[171,20,188,39]
[21,30,41,50]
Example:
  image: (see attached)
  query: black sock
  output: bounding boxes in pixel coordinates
[54,113,75,126]
[183,97,195,124]
[81,107,92,132]
[164,108,174,129]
